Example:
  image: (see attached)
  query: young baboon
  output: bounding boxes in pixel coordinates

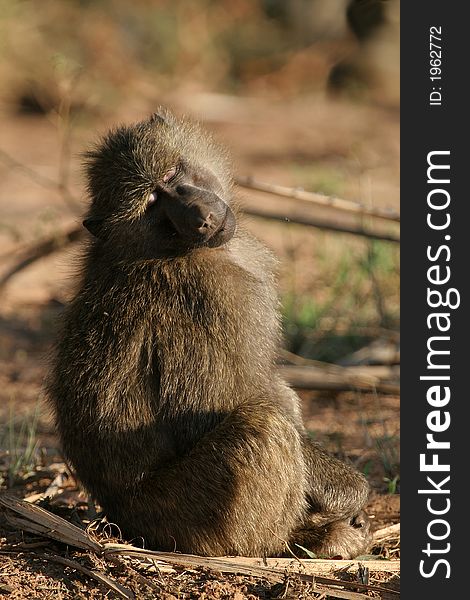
[47,110,371,558]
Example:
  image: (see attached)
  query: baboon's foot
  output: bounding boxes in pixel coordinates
[290,510,372,559]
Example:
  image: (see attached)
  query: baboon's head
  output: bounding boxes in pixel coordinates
[83,109,236,257]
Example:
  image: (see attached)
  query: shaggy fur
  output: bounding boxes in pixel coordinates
[47,110,370,557]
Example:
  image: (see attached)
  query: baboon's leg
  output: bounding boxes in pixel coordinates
[289,437,371,558]
[302,438,370,524]
[105,399,308,557]
[276,384,369,520]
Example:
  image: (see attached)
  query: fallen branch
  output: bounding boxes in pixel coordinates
[373,524,401,543]
[279,365,400,395]
[280,350,400,378]
[242,206,400,243]
[236,176,400,223]
[338,340,400,367]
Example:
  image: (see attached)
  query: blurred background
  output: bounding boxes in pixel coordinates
[0,0,399,524]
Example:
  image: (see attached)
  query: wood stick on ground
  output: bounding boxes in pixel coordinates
[166,554,401,576]
[1,496,399,598]
[236,176,400,223]
[0,494,102,553]
[104,545,398,598]
[338,341,401,367]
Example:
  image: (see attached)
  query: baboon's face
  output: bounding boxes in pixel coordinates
[144,159,236,252]
[83,111,236,257]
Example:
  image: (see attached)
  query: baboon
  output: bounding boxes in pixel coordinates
[47,109,371,558]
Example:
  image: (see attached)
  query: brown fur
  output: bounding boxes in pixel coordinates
[47,109,370,557]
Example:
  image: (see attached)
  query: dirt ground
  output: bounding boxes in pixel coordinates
[0,94,399,598]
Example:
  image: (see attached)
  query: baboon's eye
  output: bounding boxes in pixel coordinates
[163,166,177,183]
[147,191,157,207]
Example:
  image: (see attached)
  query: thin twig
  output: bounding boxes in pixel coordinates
[107,555,163,594]
[0,226,83,290]
[39,553,134,600]
[0,147,81,211]
[267,526,305,570]
[236,176,400,223]
[0,148,61,191]
[55,74,82,212]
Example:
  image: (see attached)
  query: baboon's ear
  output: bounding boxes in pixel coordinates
[83,217,105,239]
[149,111,167,125]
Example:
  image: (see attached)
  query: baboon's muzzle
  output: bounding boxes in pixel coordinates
[158,183,236,248]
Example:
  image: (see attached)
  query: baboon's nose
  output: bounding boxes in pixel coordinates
[198,212,217,234]
[162,183,228,242]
